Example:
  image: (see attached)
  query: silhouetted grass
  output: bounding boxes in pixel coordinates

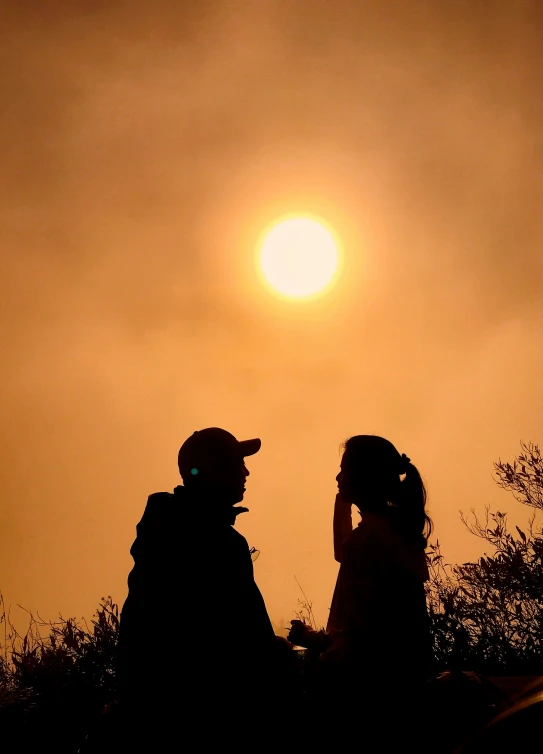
[0,595,119,753]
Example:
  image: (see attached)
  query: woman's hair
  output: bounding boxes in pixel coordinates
[342,435,433,548]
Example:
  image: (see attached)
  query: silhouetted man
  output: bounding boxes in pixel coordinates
[115,428,282,746]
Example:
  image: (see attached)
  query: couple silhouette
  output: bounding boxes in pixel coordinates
[114,427,433,750]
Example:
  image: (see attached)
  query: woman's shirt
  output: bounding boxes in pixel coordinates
[324,500,431,679]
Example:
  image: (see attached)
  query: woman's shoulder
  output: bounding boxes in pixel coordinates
[343,514,388,561]
[353,512,391,541]
[352,513,429,580]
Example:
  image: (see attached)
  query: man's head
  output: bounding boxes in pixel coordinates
[178,427,261,504]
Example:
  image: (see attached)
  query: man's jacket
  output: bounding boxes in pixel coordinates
[116,485,277,706]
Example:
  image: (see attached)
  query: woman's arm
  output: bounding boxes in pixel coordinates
[333,493,353,563]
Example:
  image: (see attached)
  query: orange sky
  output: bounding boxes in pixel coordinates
[1,0,542,634]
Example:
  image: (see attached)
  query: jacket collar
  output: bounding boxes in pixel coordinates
[173,485,248,526]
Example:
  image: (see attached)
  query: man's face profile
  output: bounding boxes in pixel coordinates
[193,449,249,504]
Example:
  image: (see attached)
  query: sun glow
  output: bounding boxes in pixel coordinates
[257,215,341,300]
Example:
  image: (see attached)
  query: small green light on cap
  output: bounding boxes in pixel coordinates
[191,468,199,476]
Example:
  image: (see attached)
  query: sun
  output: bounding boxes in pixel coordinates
[256,215,342,300]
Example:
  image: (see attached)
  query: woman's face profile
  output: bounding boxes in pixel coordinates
[338,450,387,506]
[337,452,356,502]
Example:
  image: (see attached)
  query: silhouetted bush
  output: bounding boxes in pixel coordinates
[426,441,543,676]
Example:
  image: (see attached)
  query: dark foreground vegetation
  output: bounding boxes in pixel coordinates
[1,442,541,752]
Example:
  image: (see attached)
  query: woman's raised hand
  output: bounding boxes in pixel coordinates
[287,620,316,648]
[287,620,331,653]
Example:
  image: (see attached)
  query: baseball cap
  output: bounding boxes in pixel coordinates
[178,427,261,481]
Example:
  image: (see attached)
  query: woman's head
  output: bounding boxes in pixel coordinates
[337,435,432,548]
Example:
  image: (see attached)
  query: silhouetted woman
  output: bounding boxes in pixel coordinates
[289,435,433,749]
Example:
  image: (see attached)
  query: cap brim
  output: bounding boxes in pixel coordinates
[239,438,261,457]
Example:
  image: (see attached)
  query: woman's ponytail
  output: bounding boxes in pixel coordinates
[391,461,432,549]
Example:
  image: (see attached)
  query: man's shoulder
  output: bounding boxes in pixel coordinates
[136,490,178,531]
[146,490,176,507]
[142,490,176,513]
